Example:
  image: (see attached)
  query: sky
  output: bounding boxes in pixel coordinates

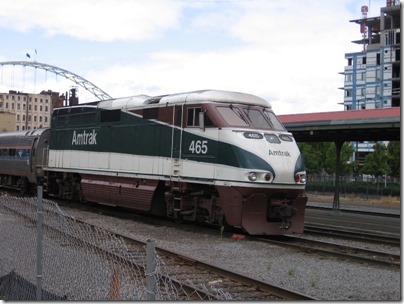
[0,0,392,115]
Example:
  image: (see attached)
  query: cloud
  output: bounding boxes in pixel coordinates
[0,0,183,41]
[83,0,363,114]
[0,0,389,115]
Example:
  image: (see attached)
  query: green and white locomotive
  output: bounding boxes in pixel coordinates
[1,90,308,235]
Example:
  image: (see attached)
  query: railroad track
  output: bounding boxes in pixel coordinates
[256,234,400,270]
[0,195,316,301]
[304,223,400,246]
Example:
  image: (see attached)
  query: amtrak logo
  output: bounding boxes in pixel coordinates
[72,129,98,145]
[269,149,290,157]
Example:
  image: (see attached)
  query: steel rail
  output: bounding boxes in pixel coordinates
[0,196,316,300]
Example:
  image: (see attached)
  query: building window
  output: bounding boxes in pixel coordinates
[347,58,352,66]
[17,103,20,110]
[362,57,366,64]
[23,104,26,110]
[17,114,20,121]
[345,89,352,97]
[345,74,353,82]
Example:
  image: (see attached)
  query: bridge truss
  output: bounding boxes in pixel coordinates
[0,61,112,101]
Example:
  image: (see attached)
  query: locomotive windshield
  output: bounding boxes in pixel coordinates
[216,106,249,127]
[216,105,285,131]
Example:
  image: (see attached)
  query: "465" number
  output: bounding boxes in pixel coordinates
[189,140,208,154]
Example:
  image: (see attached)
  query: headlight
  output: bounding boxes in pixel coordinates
[248,172,257,181]
[264,173,273,182]
[295,173,306,184]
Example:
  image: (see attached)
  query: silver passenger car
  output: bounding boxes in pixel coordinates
[0,128,50,193]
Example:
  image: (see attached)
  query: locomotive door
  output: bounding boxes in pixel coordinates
[170,105,183,179]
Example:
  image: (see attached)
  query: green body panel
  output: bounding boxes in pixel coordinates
[50,109,274,171]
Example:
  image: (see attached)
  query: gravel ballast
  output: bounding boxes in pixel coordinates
[61,206,400,301]
[0,199,400,301]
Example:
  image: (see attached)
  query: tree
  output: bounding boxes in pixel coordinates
[360,143,390,177]
[386,141,400,177]
[298,142,325,174]
[323,142,355,175]
[298,142,354,175]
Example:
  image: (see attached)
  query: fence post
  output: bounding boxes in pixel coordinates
[36,179,44,301]
[146,239,156,300]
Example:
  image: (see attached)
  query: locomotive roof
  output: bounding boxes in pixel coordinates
[0,128,49,138]
[97,90,271,110]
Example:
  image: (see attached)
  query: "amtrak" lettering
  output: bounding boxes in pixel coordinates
[269,149,290,157]
[72,129,98,145]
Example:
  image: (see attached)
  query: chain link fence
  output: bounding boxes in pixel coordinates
[306,174,400,198]
[0,192,232,301]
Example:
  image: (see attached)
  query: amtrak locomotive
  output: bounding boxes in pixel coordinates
[0,90,307,235]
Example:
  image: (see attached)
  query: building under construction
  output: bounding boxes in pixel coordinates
[340,0,400,163]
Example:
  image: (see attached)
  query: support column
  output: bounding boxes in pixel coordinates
[332,140,344,211]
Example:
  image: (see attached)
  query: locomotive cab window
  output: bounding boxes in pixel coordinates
[244,108,272,129]
[217,106,249,127]
[187,107,214,127]
[263,110,286,131]
[187,108,202,127]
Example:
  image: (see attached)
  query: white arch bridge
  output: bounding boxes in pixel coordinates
[0,61,112,101]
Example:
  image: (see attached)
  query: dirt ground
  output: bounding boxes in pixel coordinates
[306,191,401,207]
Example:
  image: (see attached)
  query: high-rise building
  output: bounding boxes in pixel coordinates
[0,90,65,132]
[340,0,400,165]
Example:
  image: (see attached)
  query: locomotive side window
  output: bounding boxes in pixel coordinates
[187,107,214,127]
[216,106,249,127]
[187,108,202,126]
